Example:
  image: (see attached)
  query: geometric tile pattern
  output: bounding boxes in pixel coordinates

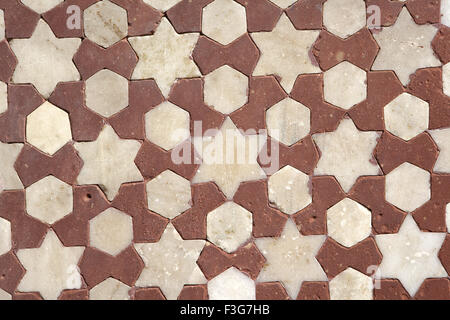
[0,0,449,301]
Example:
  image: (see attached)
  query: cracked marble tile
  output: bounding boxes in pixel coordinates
[84,0,128,48]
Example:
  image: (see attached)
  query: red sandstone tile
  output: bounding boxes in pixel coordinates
[110,0,161,36]
[178,285,209,300]
[0,252,25,294]
[296,281,330,300]
[0,0,39,38]
[235,0,282,32]
[256,282,290,300]
[167,0,213,33]
[432,26,450,64]
[286,0,326,30]
[133,287,166,300]
[374,279,411,300]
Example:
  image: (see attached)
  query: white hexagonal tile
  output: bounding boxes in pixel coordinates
[268,165,311,215]
[202,0,247,45]
[446,203,450,232]
[266,98,311,146]
[384,93,429,141]
[26,102,72,155]
[443,63,449,97]
[269,0,298,9]
[386,162,431,212]
[323,0,367,39]
[204,66,248,115]
[207,202,252,253]
[208,267,256,300]
[0,217,11,255]
[324,61,367,110]
[146,170,191,219]
[26,176,73,225]
[90,278,130,300]
[143,0,182,11]
[0,288,11,300]
[85,69,129,118]
[329,268,373,300]
[89,208,133,256]
[145,102,190,151]
[327,198,372,248]
[84,0,128,48]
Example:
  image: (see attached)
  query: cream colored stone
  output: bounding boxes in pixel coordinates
[313,118,380,193]
[203,0,247,45]
[385,162,430,212]
[90,278,130,300]
[84,0,128,48]
[135,223,206,300]
[0,10,4,40]
[384,93,429,141]
[146,170,191,219]
[10,19,80,98]
[324,61,367,110]
[129,18,200,97]
[327,198,372,248]
[204,65,248,115]
[0,142,23,191]
[75,125,143,201]
[269,0,297,8]
[207,202,252,253]
[252,14,320,93]
[256,219,327,299]
[372,8,441,85]
[0,81,7,114]
[208,267,256,300]
[329,268,373,300]
[0,288,11,300]
[447,203,450,232]
[430,128,450,173]
[21,0,63,14]
[26,176,73,225]
[323,0,366,39]
[268,165,311,215]
[376,215,447,296]
[266,98,310,146]
[442,0,450,27]
[193,117,266,199]
[85,70,129,118]
[90,208,133,256]
[143,0,182,11]
[0,217,11,256]
[17,230,84,300]
[145,102,190,151]
[444,63,449,96]
[26,102,72,155]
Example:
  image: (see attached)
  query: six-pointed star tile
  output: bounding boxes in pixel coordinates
[134,223,206,300]
[255,219,327,299]
[10,19,80,98]
[129,17,201,97]
[74,125,143,201]
[372,7,441,85]
[376,215,447,297]
[16,230,85,300]
[192,117,266,199]
[312,118,381,193]
[251,13,321,93]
